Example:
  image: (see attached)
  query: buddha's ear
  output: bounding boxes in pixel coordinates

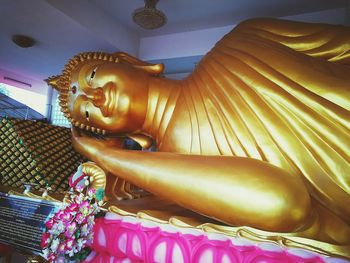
[113,52,164,75]
[45,75,62,91]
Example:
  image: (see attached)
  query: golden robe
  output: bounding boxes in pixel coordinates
[173,18,350,224]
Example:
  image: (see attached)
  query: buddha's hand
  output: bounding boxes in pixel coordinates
[71,127,125,163]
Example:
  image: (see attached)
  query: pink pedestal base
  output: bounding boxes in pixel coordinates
[83,213,349,263]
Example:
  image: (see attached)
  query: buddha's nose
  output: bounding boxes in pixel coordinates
[86,87,105,107]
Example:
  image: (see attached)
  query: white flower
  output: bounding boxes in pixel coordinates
[76,238,86,251]
[76,184,84,192]
[81,224,89,237]
[56,221,65,233]
[84,178,90,186]
[50,238,60,252]
[75,194,84,203]
[50,221,65,235]
[87,233,94,241]
[56,257,65,263]
[41,248,50,259]
[68,249,75,257]
[61,203,69,209]
[92,203,99,210]
[87,215,94,224]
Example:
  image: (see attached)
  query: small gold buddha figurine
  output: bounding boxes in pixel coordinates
[47,18,350,257]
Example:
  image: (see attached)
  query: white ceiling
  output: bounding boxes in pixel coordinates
[0,0,349,87]
[91,0,349,36]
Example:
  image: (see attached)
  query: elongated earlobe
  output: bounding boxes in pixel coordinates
[133,63,164,75]
[113,52,165,75]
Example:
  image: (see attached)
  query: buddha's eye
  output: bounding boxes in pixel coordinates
[71,85,77,94]
[88,67,98,85]
[90,69,96,79]
[85,110,89,122]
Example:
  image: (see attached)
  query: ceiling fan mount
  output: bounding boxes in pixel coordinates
[132,0,167,30]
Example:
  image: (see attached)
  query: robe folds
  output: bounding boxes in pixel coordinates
[181,18,350,223]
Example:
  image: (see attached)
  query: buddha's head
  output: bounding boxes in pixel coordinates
[47,52,164,135]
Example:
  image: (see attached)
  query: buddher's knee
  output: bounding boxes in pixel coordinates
[220,159,312,232]
[257,171,312,232]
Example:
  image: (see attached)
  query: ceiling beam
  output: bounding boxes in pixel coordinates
[139,25,232,61]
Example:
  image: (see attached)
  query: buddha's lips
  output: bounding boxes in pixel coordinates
[101,84,117,117]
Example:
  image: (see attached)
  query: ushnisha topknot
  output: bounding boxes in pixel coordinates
[45,52,164,135]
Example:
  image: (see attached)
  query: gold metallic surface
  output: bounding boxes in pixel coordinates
[82,161,106,190]
[7,188,62,203]
[23,255,44,263]
[49,18,350,257]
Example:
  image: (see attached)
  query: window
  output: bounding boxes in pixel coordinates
[51,90,71,127]
[0,84,10,96]
[0,83,47,115]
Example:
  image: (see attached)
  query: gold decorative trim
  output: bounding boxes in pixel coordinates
[82,161,106,191]
[7,190,61,203]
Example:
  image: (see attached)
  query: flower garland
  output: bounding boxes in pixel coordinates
[41,165,104,262]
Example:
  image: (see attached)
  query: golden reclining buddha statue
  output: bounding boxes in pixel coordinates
[47,18,350,257]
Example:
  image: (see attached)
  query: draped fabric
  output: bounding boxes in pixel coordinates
[183,18,350,223]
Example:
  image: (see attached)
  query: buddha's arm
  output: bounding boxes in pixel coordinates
[71,128,132,199]
[71,127,125,159]
[72,129,311,232]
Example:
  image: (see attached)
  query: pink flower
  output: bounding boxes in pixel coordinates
[65,221,77,238]
[80,223,90,237]
[75,213,85,224]
[40,233,50,249]
[56,257,65,263]
[87,215,95,225]
[61,211,73,222]
[87,188,96,196]
[57,243,66,254]
[65,238,75,251]
[67,203,78,212]
[48,253,56,262]
[74,194,84,204]
[45,218,55,230]
[54,210,64,220]
[79,201,91,216]
[86,233,94,245]
[76,184,85,193]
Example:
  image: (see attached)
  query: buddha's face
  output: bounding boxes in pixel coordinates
[67,60,149,134]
